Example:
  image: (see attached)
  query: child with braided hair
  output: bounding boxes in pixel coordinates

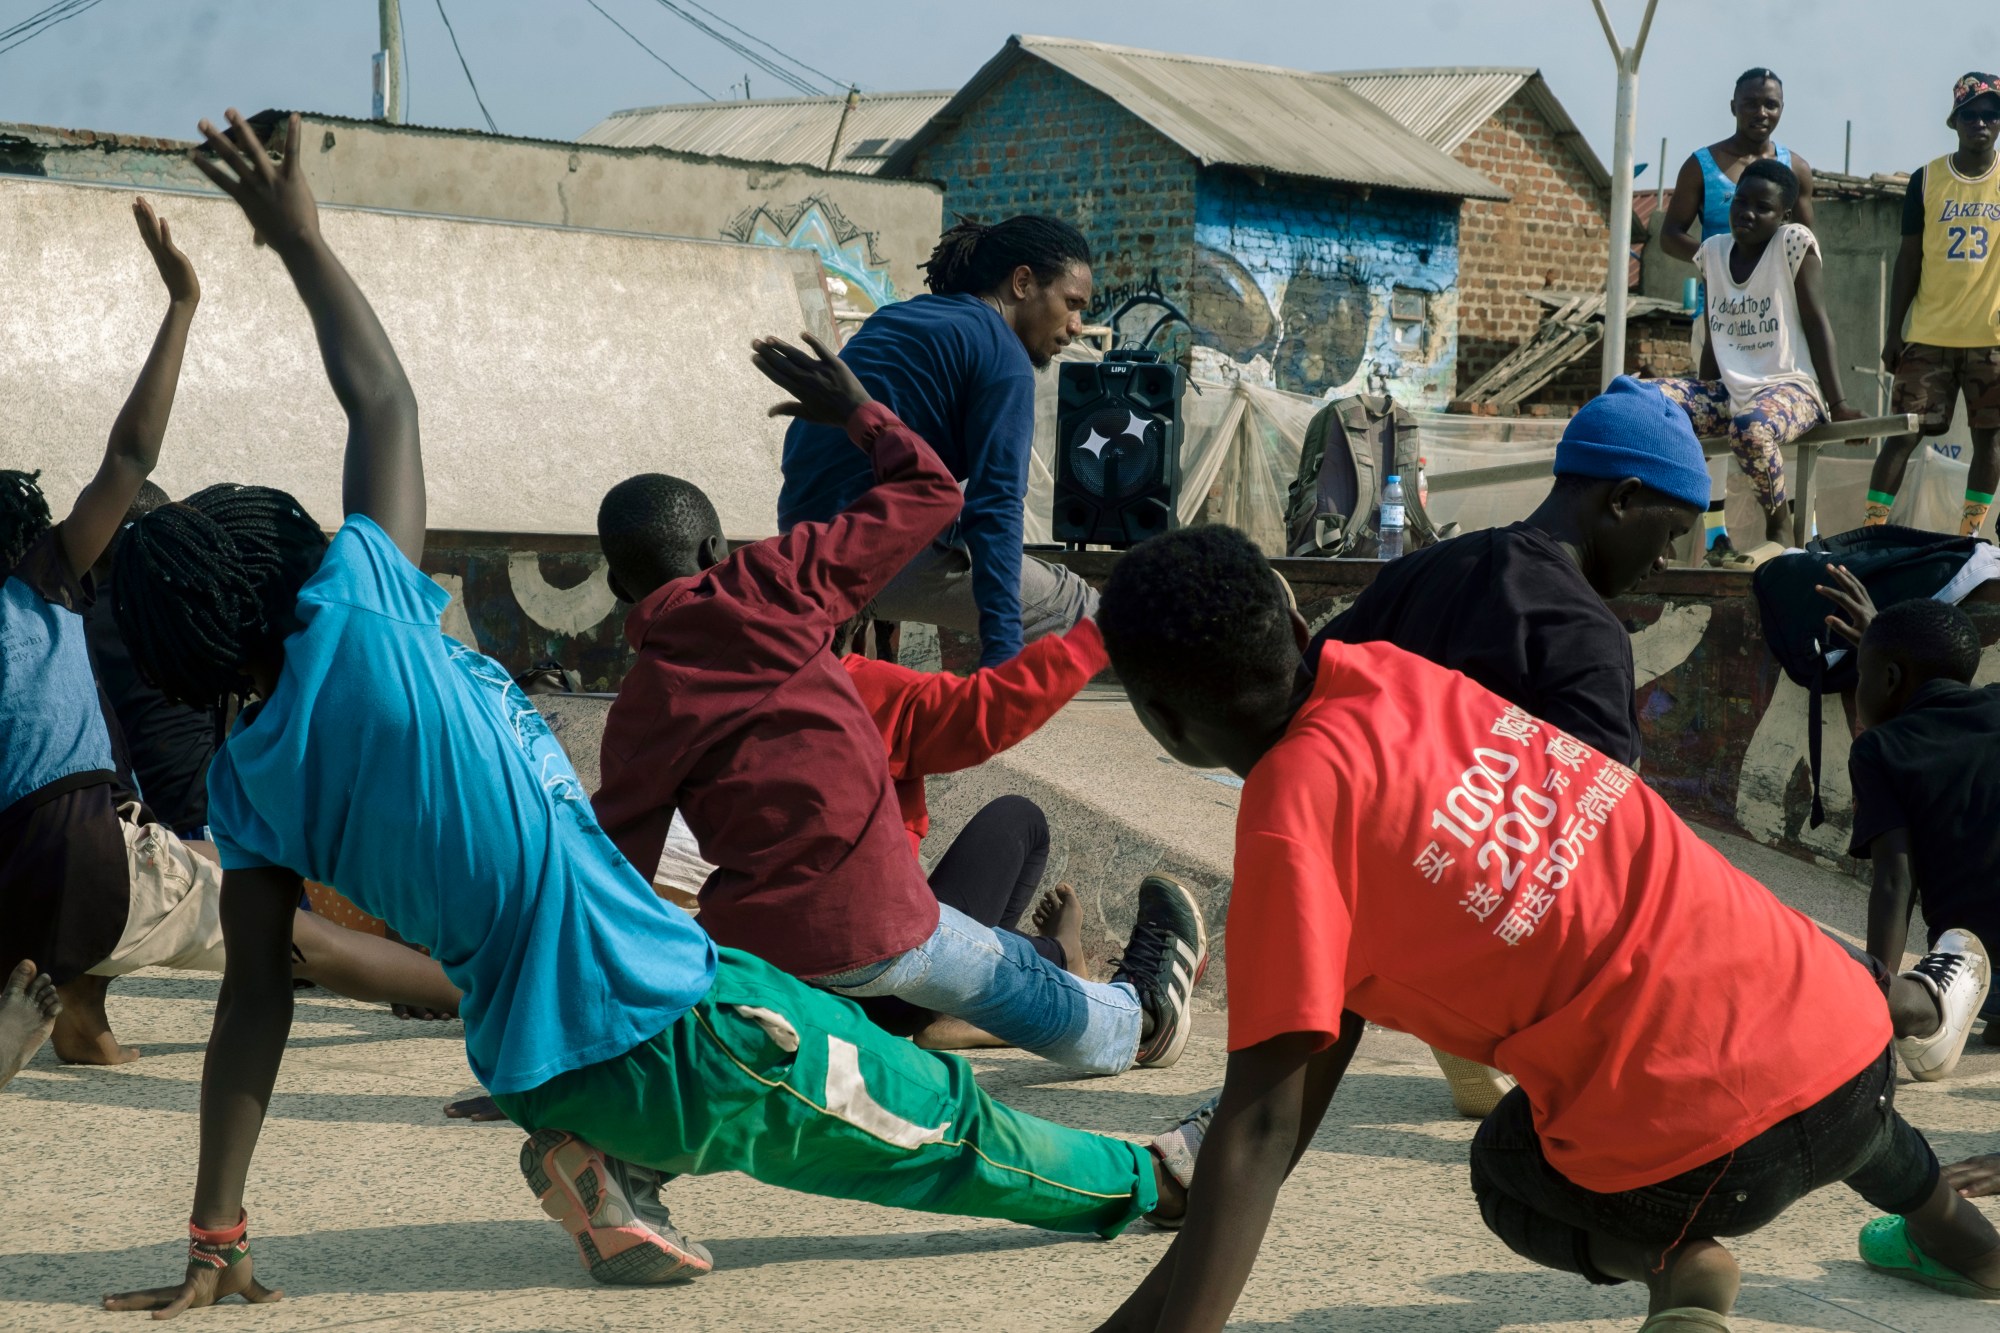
[103,110,1184,1318]
[0,204,461,1068]
[0,197,201,1064]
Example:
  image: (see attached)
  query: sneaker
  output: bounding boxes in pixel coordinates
[1704,536,1754,569]
[1897,929,1992,1082]
[1432,1048,1517,1119]
[1143,1091,1218,1230]
[1152,1091,1218,1194]
[519,1129,714,1284]
[1112,874,1209,1069]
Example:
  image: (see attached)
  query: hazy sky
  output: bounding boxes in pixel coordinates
[0,1,1989,185]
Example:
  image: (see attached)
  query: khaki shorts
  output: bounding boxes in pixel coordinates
[86,808,226,976]
[1891,342,2000,434]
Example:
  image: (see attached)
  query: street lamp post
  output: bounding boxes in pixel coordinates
[1590,0,1660,388]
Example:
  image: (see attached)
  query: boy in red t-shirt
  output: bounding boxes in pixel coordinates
[1091,526,2000,1331]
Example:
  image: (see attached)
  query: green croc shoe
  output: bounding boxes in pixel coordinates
[1638,1307,1731,1330]
[1858,1215,2000,1298]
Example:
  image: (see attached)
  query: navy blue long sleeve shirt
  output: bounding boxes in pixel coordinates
[777,293,1036,666]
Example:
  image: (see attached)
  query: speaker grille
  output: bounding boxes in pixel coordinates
[1067,407,1166,500]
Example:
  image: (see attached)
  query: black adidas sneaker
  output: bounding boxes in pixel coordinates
[1113,873,1209,1069]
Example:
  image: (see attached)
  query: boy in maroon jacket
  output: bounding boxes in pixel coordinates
[592,333,1206,1077]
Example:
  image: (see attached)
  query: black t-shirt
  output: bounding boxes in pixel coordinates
[1305,522,1642,764]
[1848,678,2000,949]
[86,573,217,832]
[1902,166,1927,237]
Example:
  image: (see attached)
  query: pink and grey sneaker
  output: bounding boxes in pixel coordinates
[520,1129,714,1284]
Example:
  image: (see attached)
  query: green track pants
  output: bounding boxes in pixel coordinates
[494,947,1157,1237]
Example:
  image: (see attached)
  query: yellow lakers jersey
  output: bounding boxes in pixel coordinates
[1908,153,2000,347]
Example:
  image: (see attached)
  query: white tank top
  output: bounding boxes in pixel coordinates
[1697,222,1824,415]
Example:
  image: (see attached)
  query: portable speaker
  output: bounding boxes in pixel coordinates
[1052,354,1184,548]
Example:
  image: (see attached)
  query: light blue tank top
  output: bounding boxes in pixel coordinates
[0,572,116,812]
[1695,143,1793,238]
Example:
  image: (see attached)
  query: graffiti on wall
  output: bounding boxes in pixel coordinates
[1187,172,1460,405]
[722,195,895,314]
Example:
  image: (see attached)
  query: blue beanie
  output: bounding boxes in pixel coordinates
[1553,375,1710,509]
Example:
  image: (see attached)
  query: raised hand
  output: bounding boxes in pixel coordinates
[186,110,317,253]
[133,198,199,305]
[751,332,872,426]
[1816,563,1877,647]
[103,1251,282,1319]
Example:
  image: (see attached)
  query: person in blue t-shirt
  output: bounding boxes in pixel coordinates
[102,112,1181,1317]
[778,216,1096,667]
[1,196,198,1065]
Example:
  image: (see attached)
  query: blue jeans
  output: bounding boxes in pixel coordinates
[812,903,1141,1076]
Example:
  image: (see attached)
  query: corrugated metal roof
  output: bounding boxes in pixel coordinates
[580,91,952,174]
[1334,68,1533,152]
[882,36,1507,201]
[1335,67,1610,193]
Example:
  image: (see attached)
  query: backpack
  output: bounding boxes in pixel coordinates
[1285,394,1443,557]
[1751,526,1999,825]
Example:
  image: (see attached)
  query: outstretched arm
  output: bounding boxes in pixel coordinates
[1096,1026,1361,1333]
[874,618,1108,780]
[59,198,200,579]
[1795,251,1857,419]
[751,333,962,624]
[103,866,299,1318]
[188,110,424,562]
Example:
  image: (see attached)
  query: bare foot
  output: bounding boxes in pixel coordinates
[1032,883,1087,977]
[913,1016,1010,1051]
[0,961,61,1088]
[443,1094,510,1122]
[51,973,139,1065]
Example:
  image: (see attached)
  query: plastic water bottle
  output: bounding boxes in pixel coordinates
[1379,475,1406,560]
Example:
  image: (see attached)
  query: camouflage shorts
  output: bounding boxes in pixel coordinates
[1891,342,2000,434]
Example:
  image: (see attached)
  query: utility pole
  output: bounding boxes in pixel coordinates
[825,86,859,171]
[1590,0,1659,388]
[373,0,404,123]
[1845,119,1853,175]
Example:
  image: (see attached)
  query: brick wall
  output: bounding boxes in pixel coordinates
[908,58,1198,334]
[1192,168,1461,401]
[1452,93,1612,391]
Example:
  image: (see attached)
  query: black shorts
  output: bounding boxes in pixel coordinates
[1470,931,1936,1281]
[0,780,131,984]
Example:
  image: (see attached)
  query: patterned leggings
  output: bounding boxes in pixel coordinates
[1654,378,1825,513]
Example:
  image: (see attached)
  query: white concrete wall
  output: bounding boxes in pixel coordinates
[0,176,836,537]
[286,116,943,306]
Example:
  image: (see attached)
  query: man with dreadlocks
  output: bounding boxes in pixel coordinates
[778,214,1096,667]
[104,112,1187,1316]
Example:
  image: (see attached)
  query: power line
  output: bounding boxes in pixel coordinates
[432,0,498,134]
[646,0,826,97]
[0,0,108,59]
[679,0,845,93]
[582,0,712,102]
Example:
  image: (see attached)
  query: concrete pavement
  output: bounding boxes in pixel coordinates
[5,825,1999,1331]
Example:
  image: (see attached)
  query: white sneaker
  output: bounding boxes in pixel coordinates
[1897,929,1992,1082]
[1433,1049,1517,1118]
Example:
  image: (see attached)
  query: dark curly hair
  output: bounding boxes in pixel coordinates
[1097,526,1298,721]
[1864,598,1982,684]
[596,472,723,602]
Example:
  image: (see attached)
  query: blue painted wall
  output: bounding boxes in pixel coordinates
[1190,169,1461,403]
[904,54,1464,400]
